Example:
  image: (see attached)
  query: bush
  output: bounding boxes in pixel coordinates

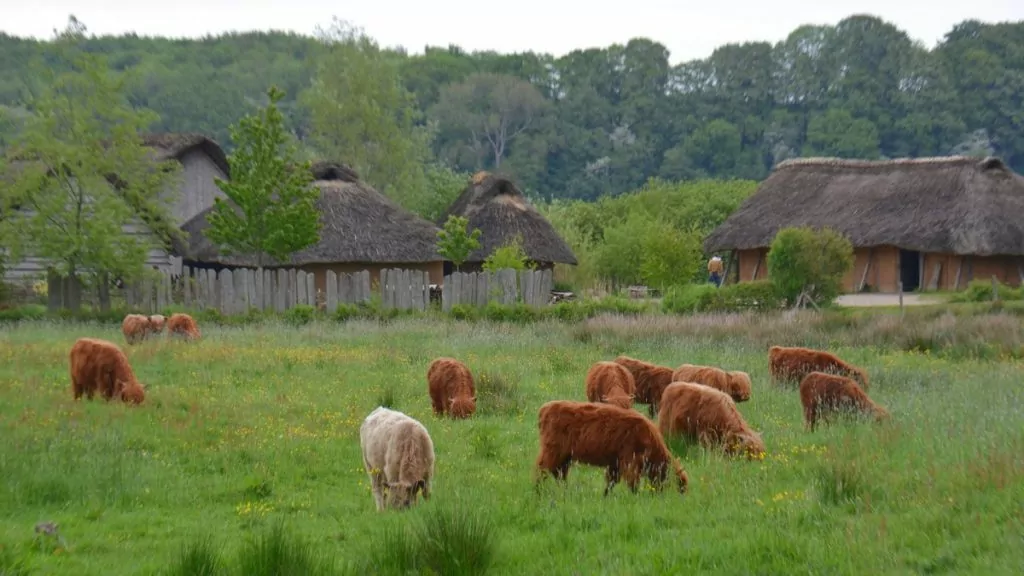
[949,279,1022,303]
[662,284,718,314]
[282,304,317,326]
[481,235,532,273]
[767,226,854,306]
[662,281,783,314]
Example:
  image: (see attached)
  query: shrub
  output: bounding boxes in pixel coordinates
[333,303,361,322]
[662,281,783,314]
[662,284,718,314]
[283,304,316,326]
[481,235,532,273]
[767,226,854,306]
[949,279,1022,303]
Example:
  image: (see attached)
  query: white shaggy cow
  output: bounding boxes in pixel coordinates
[359,406,435,511]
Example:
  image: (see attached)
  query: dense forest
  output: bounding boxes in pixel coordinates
[2,14,1022,203]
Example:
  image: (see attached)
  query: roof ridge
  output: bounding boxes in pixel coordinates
[775,155,1006,170]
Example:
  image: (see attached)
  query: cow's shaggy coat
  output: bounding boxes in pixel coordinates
[167,313,201,341]
[121,314,155,345]
[69,338,146,404]
[535,400,688,495]
[359,406,435,511]
[768,345,869,389]
[658,382,764,459]
[671,364,752,402]
[799,371,889,430]
[585,361,636,409]
[149,314,166,333]
[427,357,476,418]
[613,355,675,417]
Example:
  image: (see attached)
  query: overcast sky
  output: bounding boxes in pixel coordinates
[4,1,1023,64]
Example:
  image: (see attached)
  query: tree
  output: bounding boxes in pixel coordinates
[429,73,548,169]
[300,18,431,207]
[1,17,181,312]
[766,226,854,306]
[205,85,321,270]
[436,215,482,271]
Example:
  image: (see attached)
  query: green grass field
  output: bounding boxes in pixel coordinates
[1,314,1022,575]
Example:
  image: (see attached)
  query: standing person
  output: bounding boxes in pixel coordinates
[707,255,724,288]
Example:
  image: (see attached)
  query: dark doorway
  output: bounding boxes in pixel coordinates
[899,249,921,292]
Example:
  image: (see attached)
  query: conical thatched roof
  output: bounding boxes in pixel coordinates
[704,156,1024,256]
[439,171,577,265]
[175,162,443,266]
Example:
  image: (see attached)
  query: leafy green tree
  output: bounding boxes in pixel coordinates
[0,18,180,311]
[766,226,854,306]
[436,215,482,271]
[481,235,532,273]
[639,224,704,290]
[205,85,321,269]
[300,18,431,206]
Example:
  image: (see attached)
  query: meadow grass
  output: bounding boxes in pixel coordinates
[0,314,1022,574]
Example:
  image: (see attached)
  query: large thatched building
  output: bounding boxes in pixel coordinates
[438,171,577,273]
[704,156,1024,293]
[174,162,445,291]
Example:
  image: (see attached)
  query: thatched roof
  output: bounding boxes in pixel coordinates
[704,156,1024,256]
[174,162,443,266]
[439,171,578,265]
[141,133,229,176]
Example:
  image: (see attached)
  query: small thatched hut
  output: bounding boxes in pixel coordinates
[704,156,1024,293]
[175,162,444,291]
[438,171,577,273]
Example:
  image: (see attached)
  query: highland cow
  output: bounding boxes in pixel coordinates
[167,313,201,341]
[121,314,155,345]
[768,345,869,389]
[69,338,146,404]
[585,361,636,410]
[427,357,476,418]
[148,314,166,334]
[799,371,889,431]
[613,355,675,417]
[671,364,752,402]
[359,406,435,511]
[658,382,764,459]
[534,400,688,495]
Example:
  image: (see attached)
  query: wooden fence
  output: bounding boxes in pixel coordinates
[122,266,553,314]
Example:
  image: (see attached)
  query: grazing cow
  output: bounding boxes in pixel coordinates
[535,400,688,495]
[585,361,636,409]
[167,313,201,341]
[768,345,869,389]
[359,407,435,511]
[148,314,166,334]
[69,338,146,404]
[799,371,889,431]
[427,357,476,418]
[671,364,752,402]
[121,314,154,345]
[658,382,764,459]
[613,355,675,417]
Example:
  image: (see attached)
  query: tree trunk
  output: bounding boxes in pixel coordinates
[65,273,82,313]
[98,272,111,313]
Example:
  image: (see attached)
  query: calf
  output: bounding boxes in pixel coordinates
[167,313,201,341]
[658,382,764,459]
[121,314,155,345]
[359,406,435,511]
[427,357,476,418]
[671,364,752,402]
[613,355,675,417]
[799,371,889,431]
[768,345,869,389]
[585,361,636,409]
[535,400,688,495]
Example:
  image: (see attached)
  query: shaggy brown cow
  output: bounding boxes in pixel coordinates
[69,338,146,404]
[585,361,636,409]
[671,364,752,402]
[149,314,166,333]
[167,313,201,341]
[427,357,476,418]
[658,382,764,459]
[535,400,688,495]
[121,314,154,345]
[799,371,889,431]
[768,345,869,389]
[613,355,675,417]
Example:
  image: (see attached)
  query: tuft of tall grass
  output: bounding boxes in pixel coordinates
[376,385,397,409]
[364,503,498,576]
[475,370,525,416]
[236,521,335,576]
[164,537,227,576]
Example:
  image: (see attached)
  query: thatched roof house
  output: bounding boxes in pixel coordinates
[704,156,1024,293]
[438,171,577,271]
[174,161,445,290]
